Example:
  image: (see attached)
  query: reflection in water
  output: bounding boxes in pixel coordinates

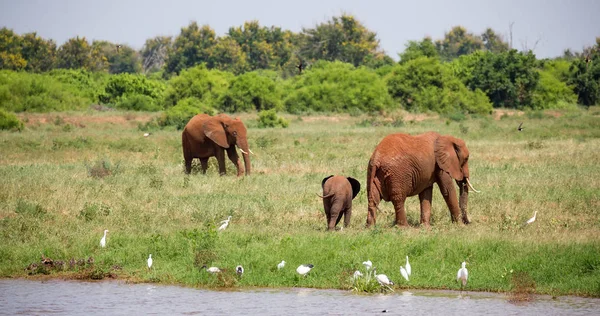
[0,280,599,316]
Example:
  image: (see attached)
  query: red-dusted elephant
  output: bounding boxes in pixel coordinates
[319,175,361,231]
[182,114,252,176]
[366,132,479,227]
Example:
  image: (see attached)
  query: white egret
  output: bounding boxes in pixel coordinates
[296,264,314,276]
[100,229,108,248]
[236,265,244,276]
[400,266,409,281]
[143,133,151,137]
[374,270,394,286]
[526,211,537,225]
[405,256,411,276]
[277,260,286,270]
[362,260,373,271]
[353,270,363,279]
[218,216,232,231]
[457,262,468,288]
[201,265,221,274]
[147,254,153,269]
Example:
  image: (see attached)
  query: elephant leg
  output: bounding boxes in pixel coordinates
[343,206,352,228]
[437,173,461,223]
[226,148,243,177]
[215,149,227,175]
[199,158,208,174]
[367,188,381,227]
[391,197,408,227]
[184,158,192,174]
[419,186,433,226]
[323,198,332,227]
[328,200,344,231]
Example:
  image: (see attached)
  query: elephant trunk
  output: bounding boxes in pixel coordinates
[237,138,252,176]
[459,180,470,224]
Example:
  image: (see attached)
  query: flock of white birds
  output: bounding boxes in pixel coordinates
[97,210,544,290]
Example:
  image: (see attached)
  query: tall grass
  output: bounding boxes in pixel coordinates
[0,108,599,296]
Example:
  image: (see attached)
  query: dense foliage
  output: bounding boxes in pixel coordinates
[1,18,598,124]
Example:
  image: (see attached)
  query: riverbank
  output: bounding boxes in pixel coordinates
[1,108,599,297]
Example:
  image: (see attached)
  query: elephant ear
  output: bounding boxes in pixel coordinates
[435,136,464,181]
[202,117,230,148]
[321,175,334,189]
[347,177,361,199]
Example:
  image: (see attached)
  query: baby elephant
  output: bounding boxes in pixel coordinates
[319,175,361,231]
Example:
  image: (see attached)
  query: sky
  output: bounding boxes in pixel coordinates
[1,0,599,59]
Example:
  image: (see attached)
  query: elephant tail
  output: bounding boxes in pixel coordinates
[316,192,335,199]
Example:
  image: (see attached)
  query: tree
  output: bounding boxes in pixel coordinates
[466,50,540,108]
[568,37,600,106]
[398,37,438,63]
[436,26,484,61]
[0,27,26,70]
[141,36,172,73]
[164,22,216,76]
[20,32,56,72]
[481,28,509,53]
[299,14,382,67]
[56,36,93,70]
[207,37,248,74]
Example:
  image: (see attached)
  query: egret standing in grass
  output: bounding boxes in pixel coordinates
[296,264,314,276]
[353,270,363,279]
[526,211,537,225]
[362,260,373,271]
[405,256,411,277]
[400,266,409,282]
[236,265,244,276]
[201,265,221,274]
[277,260,286,270]
[218,216,232,231]
[100,229,108,248]
[147,254,153,270]
[457,261,468,289]
[374,270,394,286]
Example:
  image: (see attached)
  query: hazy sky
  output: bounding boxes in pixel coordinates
[1,0,598,59]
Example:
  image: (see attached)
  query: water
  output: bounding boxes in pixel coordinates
[0,279,599,315]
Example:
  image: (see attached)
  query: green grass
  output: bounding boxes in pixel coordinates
[0,108,599,297]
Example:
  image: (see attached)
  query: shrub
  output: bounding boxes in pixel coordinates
[385,57,493,114]
[158,97,216,130]
[284,61,392,114]
[98,73,166,108]
[0,108,24,131]
[117,94,162,111]
[219,71,282,112]
[163,65,233,108]
[0,70,90,112]
[257,109,289,128]
[86,159,119,178]
[532,70,578,109]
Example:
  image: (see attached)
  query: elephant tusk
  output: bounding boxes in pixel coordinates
[249,149,255,155]
[239,149,249,155]
[466,178,481,193]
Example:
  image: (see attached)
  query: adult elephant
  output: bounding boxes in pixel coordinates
[366,132,479,227]
[182,113,252,176]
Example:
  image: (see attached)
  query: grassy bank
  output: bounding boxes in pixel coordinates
[1,108,599,297]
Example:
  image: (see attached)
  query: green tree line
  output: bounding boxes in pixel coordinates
[1,15,599,130]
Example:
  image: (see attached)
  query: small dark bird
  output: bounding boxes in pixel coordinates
[382,310,389,313]
[296,61,304,74]
[517,122,524,132]
[41,254,54,266]
[116,44,122,53]
[87,256,95,266]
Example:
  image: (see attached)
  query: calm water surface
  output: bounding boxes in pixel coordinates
[0,279,599,315]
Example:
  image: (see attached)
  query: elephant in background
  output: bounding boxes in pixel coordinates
[319,175,361,231]
[182,113,252,176]
[366,132,479,227]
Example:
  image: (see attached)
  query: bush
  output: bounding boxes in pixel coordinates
[0,70,91,112]
[284,61,392,114]
[117,94,162,111]
[219,71,282,112]
[47,69,108,100]
[0,108,24,131]
[158,97,216,130]
[163,65,233,108]
[532,70,577,109]
[385,57,493,114]
[98,73,165,108]
[257,109,289,128]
